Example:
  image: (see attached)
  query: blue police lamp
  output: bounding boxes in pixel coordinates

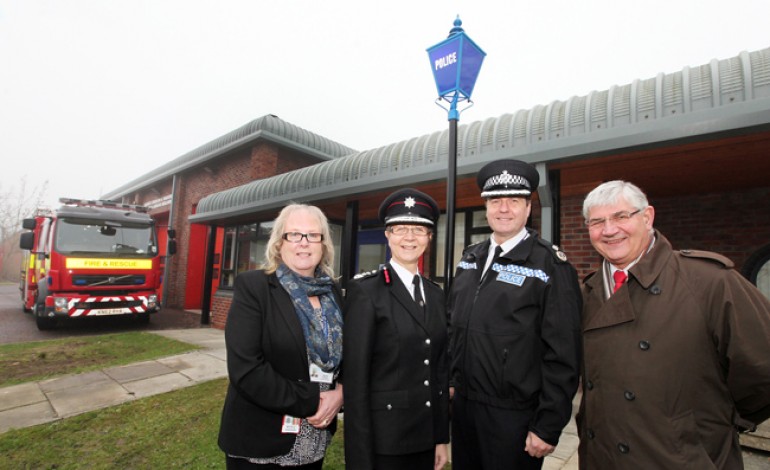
[427,16,485,292]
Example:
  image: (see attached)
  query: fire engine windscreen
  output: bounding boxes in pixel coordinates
[55,218,158,256]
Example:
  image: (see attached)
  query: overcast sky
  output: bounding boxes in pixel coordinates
[2,0,769,210]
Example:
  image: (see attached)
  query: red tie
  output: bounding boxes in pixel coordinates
[613,270,627,293]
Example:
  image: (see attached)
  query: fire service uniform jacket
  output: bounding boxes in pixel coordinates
[343,264,450,469]
[448,229,582,445]
[579,232,770,469]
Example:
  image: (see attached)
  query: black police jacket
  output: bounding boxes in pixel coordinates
[448,229,582,445]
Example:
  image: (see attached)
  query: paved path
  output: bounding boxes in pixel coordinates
[0,329,226,433]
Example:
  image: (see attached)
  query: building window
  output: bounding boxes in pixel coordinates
[433,208,491,284]
[219,221,342,289]
[744,244,770,301]
[756,260,770,300]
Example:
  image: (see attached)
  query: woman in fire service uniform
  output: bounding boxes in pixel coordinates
[343,188,450,470]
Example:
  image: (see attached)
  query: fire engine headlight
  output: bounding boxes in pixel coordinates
[54,297,68,313]
[147,294,158,309]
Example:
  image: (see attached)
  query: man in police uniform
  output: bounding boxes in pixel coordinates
[448,159,582,470]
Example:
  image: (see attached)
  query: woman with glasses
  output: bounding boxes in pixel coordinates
[218,204,344,470]
[343,188,450,470]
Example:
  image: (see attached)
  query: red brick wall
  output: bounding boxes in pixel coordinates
[126,141,324,313]
[559,187,770,280]
[211,292,232,329]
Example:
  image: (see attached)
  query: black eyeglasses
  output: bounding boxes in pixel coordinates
[282,232,324,243]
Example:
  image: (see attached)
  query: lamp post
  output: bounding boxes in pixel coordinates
[427,16,485,292]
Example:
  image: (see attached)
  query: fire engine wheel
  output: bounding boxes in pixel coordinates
[35,314,57,330]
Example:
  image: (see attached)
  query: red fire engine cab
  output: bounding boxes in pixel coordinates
[19,198,168,330]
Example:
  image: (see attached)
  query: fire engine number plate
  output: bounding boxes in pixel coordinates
[91,308,129,316]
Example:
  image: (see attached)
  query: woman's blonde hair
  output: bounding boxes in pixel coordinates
[262,203,336,277]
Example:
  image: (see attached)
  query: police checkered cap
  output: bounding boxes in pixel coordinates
[477,159,539,198]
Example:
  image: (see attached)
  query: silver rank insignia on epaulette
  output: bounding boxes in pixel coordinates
[353,269,378,280]
[552,245,568,262]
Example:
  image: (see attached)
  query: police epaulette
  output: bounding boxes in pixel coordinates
[678,249,734,269]
[462,241,483,254]
[537,238,569,262]
[422,276,441,288]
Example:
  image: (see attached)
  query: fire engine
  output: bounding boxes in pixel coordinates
[19,198,171,330]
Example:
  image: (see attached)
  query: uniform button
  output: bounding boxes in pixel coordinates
[639,340,650,351]
[618,443,630,454]
[424,380,430,386]
[386,404,392,410]
[425,401,431,407]
[586,380,594,390]
[424,359,430,365]
[624,391,636,401]
[425,339,431,345]
[587,429,595,439]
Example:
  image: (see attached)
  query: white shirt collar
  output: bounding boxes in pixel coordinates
[388,259,423,302]
[484,228,529,273]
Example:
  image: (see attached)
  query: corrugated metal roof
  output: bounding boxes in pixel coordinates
[102,114,357,200]
[190,46,770,223]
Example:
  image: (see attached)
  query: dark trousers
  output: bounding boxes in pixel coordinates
[451,394,543,470]
[374,449,435,470]
[225,455,323,469]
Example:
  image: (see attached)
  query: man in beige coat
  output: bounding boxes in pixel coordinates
[578,180,770,469]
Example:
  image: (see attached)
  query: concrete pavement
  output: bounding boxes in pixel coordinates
[0,327,581,469]
[0,329,227,433]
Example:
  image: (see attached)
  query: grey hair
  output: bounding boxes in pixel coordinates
[262,203,336,277]
[582,181,649,221]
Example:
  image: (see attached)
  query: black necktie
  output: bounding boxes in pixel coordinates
[413,274,425,319]
[481,245,503,283]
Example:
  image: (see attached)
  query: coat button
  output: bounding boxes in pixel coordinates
[639,340,650,351]
[586,380,594,390]
[424,380,430,386]
[424,359,430,365]
[587,429,595,439]
[425,401,431,407]
[624,391,636,401]
[386,404,392,410]
[617,443,630,454]
[650,285,661,295]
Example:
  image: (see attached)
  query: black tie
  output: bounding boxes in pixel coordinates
[482,245,503,283]
[413,274,425,319]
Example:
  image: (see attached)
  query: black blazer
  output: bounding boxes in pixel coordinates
[218,270,342,459]
[343,263,450,469]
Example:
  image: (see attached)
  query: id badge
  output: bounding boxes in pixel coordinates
[281,415,301,434]
[309,363,333,384]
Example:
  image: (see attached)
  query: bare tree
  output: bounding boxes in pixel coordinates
[0,178,49,282]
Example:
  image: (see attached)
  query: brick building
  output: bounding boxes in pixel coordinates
[104,46,770,330]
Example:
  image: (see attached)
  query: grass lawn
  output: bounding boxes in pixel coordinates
[0,378,346,469]
[0,332,199,387]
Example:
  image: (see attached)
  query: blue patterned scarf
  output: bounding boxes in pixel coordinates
[276,264,343,373]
